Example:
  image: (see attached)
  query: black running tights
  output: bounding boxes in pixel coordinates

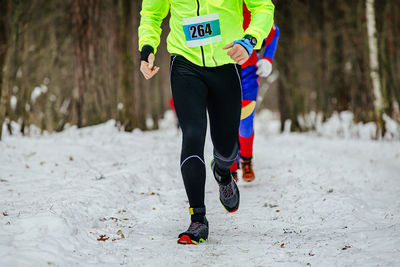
[170,55,242,213]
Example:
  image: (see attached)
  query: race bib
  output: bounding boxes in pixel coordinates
[182,13,222,47]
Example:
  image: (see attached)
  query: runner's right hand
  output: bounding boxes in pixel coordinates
[140,53,160,80]
[223,42,250,65]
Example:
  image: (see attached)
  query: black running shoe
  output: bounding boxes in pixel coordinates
[211,159,240,213]
[177,216,208,245]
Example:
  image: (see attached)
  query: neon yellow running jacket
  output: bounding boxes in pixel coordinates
[138,0,275,67]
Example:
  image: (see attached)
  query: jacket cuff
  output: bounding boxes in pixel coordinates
[263,57,273,63]
[140,45,154,62]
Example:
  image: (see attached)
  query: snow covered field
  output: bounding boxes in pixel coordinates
[1,112,399,266]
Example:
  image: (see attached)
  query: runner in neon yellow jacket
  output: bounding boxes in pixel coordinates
[139,0,275,67]
[138,0,274,245]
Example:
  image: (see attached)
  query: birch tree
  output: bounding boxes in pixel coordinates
[366,0,385,135]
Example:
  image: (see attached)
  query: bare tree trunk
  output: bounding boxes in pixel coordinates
[118,0,136,131]
[0,0,9,140]
[378,0,400,122]
[86,0,106,126]
[277,78,289,132]
[20,28,31,136]
[72,0,90,128]
[315,0,329,119]
[132,0,147,130]
[150,73,161,130]
[275,0,301,132]
[330,1,348,112]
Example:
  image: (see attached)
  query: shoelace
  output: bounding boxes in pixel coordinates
[187,221,205,232]
[221,182,234,198]
[242,160,252,174]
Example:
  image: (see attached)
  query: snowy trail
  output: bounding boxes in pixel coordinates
[1,118,399,266]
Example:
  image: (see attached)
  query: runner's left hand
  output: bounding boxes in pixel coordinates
[223,42,250,65]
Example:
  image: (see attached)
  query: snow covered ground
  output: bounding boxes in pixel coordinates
[1,112,399,266]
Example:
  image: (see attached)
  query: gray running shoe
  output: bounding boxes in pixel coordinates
[211,159,240,213]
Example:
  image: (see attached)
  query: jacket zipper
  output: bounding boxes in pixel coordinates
[196,0,206,67]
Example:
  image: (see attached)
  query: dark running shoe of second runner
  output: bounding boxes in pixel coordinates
[211,159,240,213]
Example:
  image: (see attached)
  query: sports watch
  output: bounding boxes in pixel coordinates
[244,35,257,47]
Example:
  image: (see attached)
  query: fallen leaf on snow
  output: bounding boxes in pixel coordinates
[97,235,109,241]
[99,217,119,222]
[117,230,125,238]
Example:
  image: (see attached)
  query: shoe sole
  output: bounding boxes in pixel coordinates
[228,208,238,213]
[219,192,239,213]
[177,235,207,245]
[243,177,255,182]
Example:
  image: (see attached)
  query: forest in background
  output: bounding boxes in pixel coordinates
[0,0,399,140]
